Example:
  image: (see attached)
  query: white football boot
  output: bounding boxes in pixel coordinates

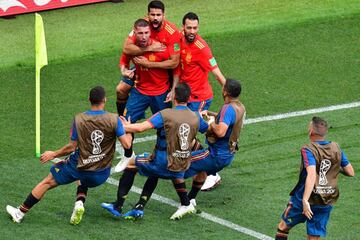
[114,152,135,173]
[70,200,85,225]
[201,173,221,191]
[6,205,24,223]
[170,204,196,220]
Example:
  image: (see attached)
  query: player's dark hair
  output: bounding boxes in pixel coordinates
[224,78,242,98]
[182,12,199,25]
[89,86,106,105]
[175,83,191,103]
[311,116,328,136]
[134,18,149,28]
[148,1,165,13]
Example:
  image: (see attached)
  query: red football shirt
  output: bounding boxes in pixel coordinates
[179,34,218,102]
[119,39,171,96]
[128,19,181,56]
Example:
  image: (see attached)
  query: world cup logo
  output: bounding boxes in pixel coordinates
[319,159,331,186]
[179,123,190,151]
[91,130,104,154]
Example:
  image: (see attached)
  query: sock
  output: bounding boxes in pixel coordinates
[124,134,134,158]
[188,180,204,200]
[173,181,190,206]
[115,168,137,210]
[76,185,88,203]
[19,193,40,213]
[135,177,159,210]
[275,228,289,240]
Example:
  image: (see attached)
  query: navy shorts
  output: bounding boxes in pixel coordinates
[187,98,212,112]
[120,66,136,87]
[125,88,171,123]
[50,154,110,188]
[135,151,185,179]
[281,198,333,237]
[184,148,234,178]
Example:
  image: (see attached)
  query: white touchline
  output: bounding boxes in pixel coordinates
[109,101,360,239]
[106,177,274,240]
[116,101,360,152]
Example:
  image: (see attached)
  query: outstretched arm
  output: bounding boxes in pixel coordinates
[341,163,355,177]
[120,116,154,133]
[40,141,77,164]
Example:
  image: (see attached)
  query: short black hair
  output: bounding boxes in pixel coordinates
[89,86,106,105]
[134,18,149,28]
[311,116,328,136]
[224,78,242,98]
[148,0,165,12]
[174,83,191,103]
[182,12,199,25]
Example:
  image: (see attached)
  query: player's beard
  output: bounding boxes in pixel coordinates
[185,33,196,43]
[151,19,162,30]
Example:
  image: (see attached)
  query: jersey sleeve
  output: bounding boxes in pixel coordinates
[147,112,163,129]
[195,112,209,133]
[70,119,78,141]
[199,46,218,71]
[116,118,126,137]
[218,104,235,126]
[301,148,317,167]
[119,53,131,68]
[340,150,350,167]
[167,30,181,56]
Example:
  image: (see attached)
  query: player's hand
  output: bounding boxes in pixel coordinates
[148,41,166,52]
[133,56,150,67]
[207,116,215,125]
[200,110,208,117]
[122,69,135,79]
[165,91,174,102]
[40,151,56,164]
[120,116,131,126]
[302,200,313,220]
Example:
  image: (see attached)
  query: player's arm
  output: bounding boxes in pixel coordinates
[339,151,355,176]
[119,53,135,79]
[211,67,226,86]
[302,165,316,219]
[165,69,180,102]
[123,37,165,56]
[40,140,77,164]
[133,53,180,69]
[117,134,132,149]
[124,121,153,133]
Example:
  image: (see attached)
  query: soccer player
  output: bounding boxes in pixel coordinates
[114,18,176,171]
[275,117,355,240]
[101,83,209,220]
[135,12,227,190]
[6,86,132,225]
[183,79,246,207]
[115,0,181,116]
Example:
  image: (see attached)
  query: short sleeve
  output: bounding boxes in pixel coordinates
[301,148,316,167]
[199,46,217,71]
[168,30,181,55]
[116,118,125,137]
[340,150,350,167]
[147,112,163,129]
[218,104,235,126]
[70,119,78,141]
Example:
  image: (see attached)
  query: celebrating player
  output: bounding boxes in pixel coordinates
[6,86,132,225]
[275,117,355,240]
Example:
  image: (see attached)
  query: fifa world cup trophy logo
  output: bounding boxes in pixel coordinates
[319,159,331,186]
[179,123,190,151]
[91,130,104,154]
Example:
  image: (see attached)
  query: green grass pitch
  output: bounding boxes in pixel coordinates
[1,1,360,239]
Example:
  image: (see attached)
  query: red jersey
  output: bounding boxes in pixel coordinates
[179,34,218,102]
[128,19,181,56]
[119,39,171,96]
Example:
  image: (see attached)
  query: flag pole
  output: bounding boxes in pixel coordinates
[35,13,48,157]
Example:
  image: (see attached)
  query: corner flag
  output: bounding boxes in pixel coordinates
[35,13,48,157]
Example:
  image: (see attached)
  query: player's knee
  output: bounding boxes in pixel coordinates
[42,173,58,189]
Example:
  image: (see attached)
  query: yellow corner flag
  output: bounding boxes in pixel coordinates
[35,13,48,157]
